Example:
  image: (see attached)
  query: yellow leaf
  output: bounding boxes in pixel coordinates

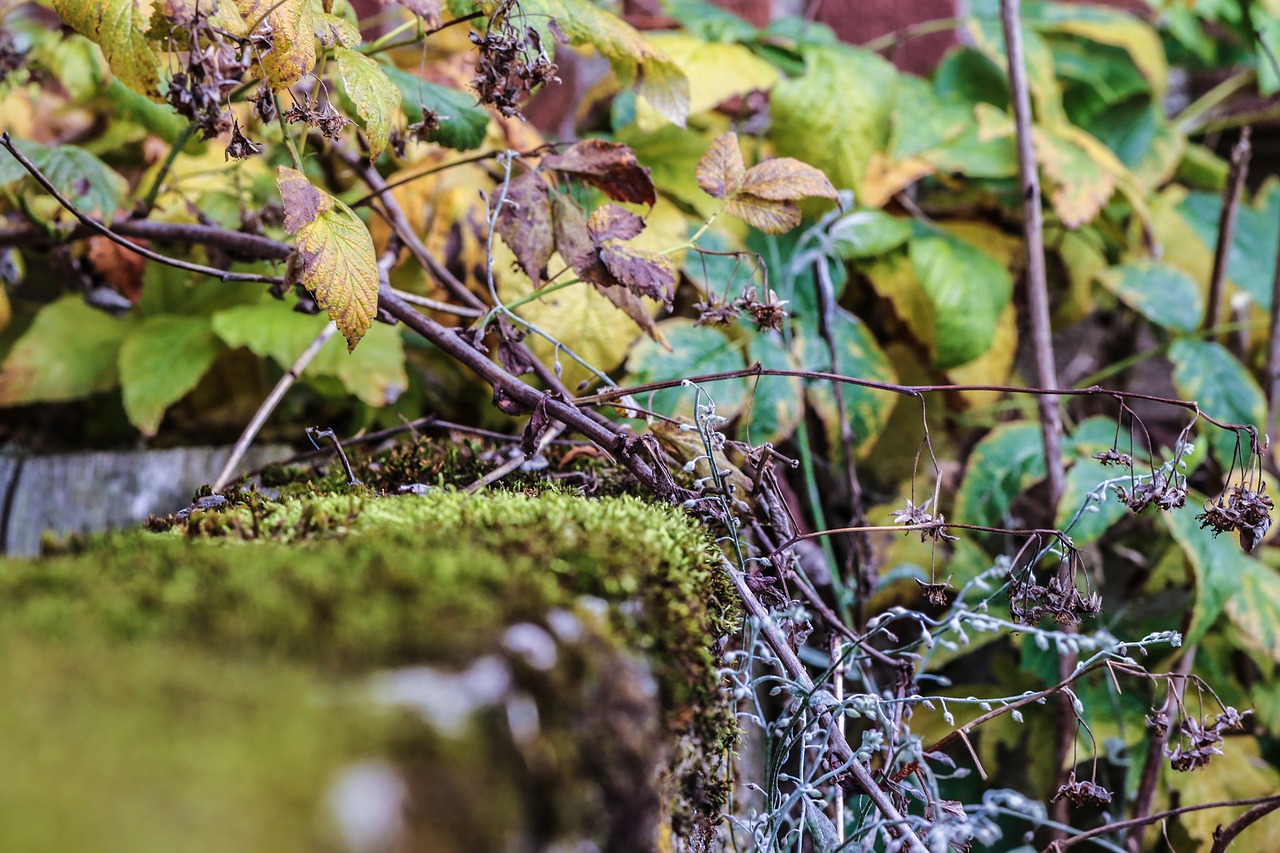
[945,303,1017,410]
[1035,127,1117,229]
[237,0,316,90]
[1163,737,1280,849]
[276,167,378,351]
[1036,6,1167,100]
[52,0,162,98]
[739,157,838,202]
[335,47,400,162]
[722,194,801,234]
[634,33,779,129]
[494,242,643,390]
[858,152,933,209]
[696,131,745,201]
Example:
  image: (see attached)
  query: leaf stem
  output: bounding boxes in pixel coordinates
[1204,127,1251,335]
[137,124,195,216]
[276,95,305,171]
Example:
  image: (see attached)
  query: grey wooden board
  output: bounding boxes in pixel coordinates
[1,445,292,556]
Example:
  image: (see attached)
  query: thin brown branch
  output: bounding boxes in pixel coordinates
[1127,636,1197,851]
[1042,795,1280,852]
[1205,128,1252,334]
[1000,0,1064,511]
[1209,796,1280,852]
[1266,201,1280,452]
[0,133,285,285]
[576,366,1257,434]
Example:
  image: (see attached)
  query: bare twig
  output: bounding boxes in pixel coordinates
[0,133,285,285]
[1209,797,1280,852]
[1042,794,1280,852]
[999,0,1064,510]
[1265,204,1280,451]
[1205,128,1252,334]
[212,324,338,492]
[464,422,566,493]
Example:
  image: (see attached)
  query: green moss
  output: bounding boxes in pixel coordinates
[1,490,739,850]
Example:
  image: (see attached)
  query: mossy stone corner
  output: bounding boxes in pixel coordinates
[0,489,740,852]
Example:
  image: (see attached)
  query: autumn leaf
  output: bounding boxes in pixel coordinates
[87,235,148,303]
[738,157,838,202]
[696,132,745,200]
[542,140,657,206]
[723,195,801,235]
[552,194,610,286]
[236,0,316,90]
[52,0,163,98]
[335,47,401,162]
[378,0,441,26]
[277,166,378,351]
[587,204,645,243]
[314,11,360,47]
[493,172,554,284]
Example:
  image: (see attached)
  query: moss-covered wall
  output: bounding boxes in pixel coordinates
[0,489,738,852]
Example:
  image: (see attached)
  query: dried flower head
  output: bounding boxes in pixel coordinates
[694,294,738,327]
[915,579,951,607]
[1052,773,1113,807]
[469,7,560,120]
[1008,560,1101,627]
[224,117,260,161]
[156,6,251,139]
[1093,448,1133,467]
[892,497,956,543]
[1197,485,1273,551]
[735,287,788,332]
[1115,472,1186,514]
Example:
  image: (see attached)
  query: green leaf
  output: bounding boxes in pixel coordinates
[743,333,802,445]
[0,296,131,405]
[1096,261,1203,332]
[1026,2,1167,99]
[210,302,407,408]
[955,422,1046,530]
[1179,190,1279,311]
[826,210,911,259]
[334,47,401,163]
[118,316,224,435]
[0,137,127,222]
[52,0,162,98]
[624,320,747,419]
[1164,498,1257,647]
[933,46,1009,108]
[276,167,378,351]
[490,0,690,126]
[909,230,1013,370]
[795,308,897,456]
[768,44,896,195]
[1168,339,1265,471]
[1055,458,1127,546]
[385,67,490,151]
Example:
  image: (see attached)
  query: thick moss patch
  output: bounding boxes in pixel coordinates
[1,490,738,851]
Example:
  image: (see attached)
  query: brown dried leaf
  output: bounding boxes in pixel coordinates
[696,131,745,200]
[587,204,645,243]
[593,282,669,347]
[599,242,676,304]
[552,194,611,286]
[542,140,657,206]
[493,172,554,284]
[723,194,802,234]
[87,235,148,303]
[739,157,838,201]
[521,394,551,456]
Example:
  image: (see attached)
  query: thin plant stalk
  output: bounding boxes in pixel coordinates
[999,0,1064,510]
[212,323,339,492]
[1265,201,1280,451]
[1204,128,1252,335]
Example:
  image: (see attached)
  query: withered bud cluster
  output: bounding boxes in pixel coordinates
[1115,472,1186,514]
[469,10,562,119]
[1051,773,1113,807]
[694,288,790,333]
[1008,564,1101,627]
[1159,707,1248,772]
[283,98,352,139]
[892,497,957,543]
[1196,485,1273,551]
[1092,448,1133,467]
[156,5,253,140]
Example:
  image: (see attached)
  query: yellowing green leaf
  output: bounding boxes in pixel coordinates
[955,421,1046,531]
[237,0,316,90]
[910,231,1014,370]
[314,10,360,46]
[0,137,127,222]
[634,33,778,129]
[334,47,401,163]
[1035,126,1117,229]
[769,44,896,195]
[1165,738,1280,849]
[1169,339,1266,471]
[276,166,378,351]
[0,296,132,405]
[1097,261,1203,332]
[52,0,162,98]
[118,316,224,435]
[743,333,802,445]
[1027,3,1168,100]
[625,319,748,419]
[489,0,690,126]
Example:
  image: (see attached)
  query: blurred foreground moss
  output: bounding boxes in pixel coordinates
[0,489,738,852]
